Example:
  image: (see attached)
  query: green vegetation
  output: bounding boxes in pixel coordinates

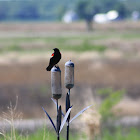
[100,128,140,140]
[0,30,139,54]
[0,35,108,53]
[1,127,140,140]
[75,0,128,30]
[58,40,106,52]
[0,129,64,140]
[0,88,139,140]
[2,45,23,52]
[98,88,124,121]
[25,129,64,140]
[0,0,139,21]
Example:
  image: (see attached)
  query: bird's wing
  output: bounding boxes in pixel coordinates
[49,56,55,66]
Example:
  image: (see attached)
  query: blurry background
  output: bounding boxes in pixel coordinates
[0,0,140,139]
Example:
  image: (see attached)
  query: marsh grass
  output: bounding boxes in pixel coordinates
[0,96,22,140]
[1,127,140,140]
[0,94,139,140]
[99,128,140,140]
[0,129,65,140]
[0,97,62,140]
[3,45,23,52]
[0,36,107,53]
[0,29,139,54]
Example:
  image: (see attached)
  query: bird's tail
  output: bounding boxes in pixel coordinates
[46,65,52,71]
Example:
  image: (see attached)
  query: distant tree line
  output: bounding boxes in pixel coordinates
[0,0,139,21]
[75,0,130,30]
[0,0,72,21]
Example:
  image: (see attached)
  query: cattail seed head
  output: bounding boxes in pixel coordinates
[51,66,62,99]
[65,60,74,89]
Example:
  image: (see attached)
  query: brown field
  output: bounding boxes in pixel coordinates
[0,53,140,118]
[0,21,140,118]
[0,21,140,33]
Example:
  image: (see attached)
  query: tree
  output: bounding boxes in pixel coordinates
[0,2,9,20]
[75,0,129,31]
[75,0,100,31]
[14,1,39,20]
[115,2,129,19]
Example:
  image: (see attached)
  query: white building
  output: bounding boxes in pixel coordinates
[93,10,119,23]
[62,10,78,23]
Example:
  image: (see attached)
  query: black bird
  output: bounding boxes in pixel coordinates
[46,48,61,71]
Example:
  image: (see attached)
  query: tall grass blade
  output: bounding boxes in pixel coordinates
[70,104,93,124]
[59,107,72,134]
[42,107,57,133]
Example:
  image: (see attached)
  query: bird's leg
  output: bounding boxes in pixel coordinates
[55,64,59,68]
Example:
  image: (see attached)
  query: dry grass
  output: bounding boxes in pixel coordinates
[0,21,140,118]
[1,52,140,87]
[113,98,140,116]
[0,53,140,118]
[81,107,101,140]
[0,96,22,140]
[0,21,140,33]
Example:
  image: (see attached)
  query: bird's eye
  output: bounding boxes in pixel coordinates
[51,53,54,56]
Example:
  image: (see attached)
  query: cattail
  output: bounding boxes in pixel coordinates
[65,60,74,89]
[51,66,62,99]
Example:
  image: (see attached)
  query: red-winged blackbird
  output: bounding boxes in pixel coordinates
[46,48,61,71]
